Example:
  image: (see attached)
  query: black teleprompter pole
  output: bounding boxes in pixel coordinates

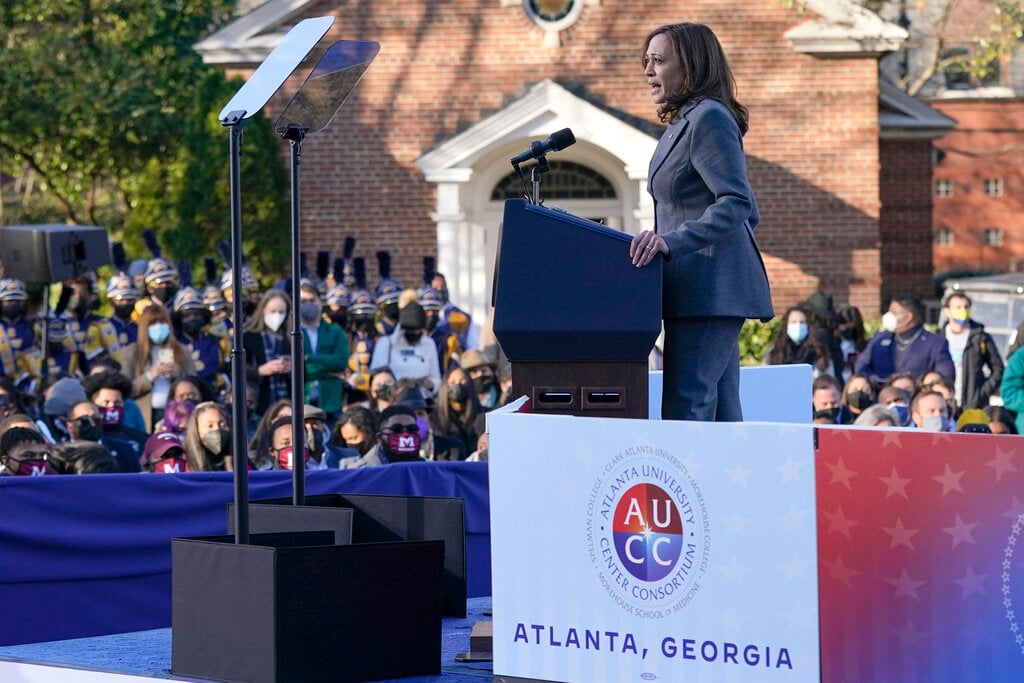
[284,124,308,506]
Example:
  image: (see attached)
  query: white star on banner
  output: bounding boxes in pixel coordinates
[952,565,988,598]
[822,554,859,588]
[825,456,858,490]
[724,462,753,488]
[779,503,811,531]
[882,517,919,550]
[776,455,804,485]
[1002,496,1024,521]
[891,619,930,648]
[943,514,978,549]
[880,429,904,449]
[887,568,926,601]
[878,467,912,500]
[823,506,859,540]
[934,463,966,496]
[679,451,703,476]
[722,509,750,536]
[986,447,1018,482]
[779,552,813,582]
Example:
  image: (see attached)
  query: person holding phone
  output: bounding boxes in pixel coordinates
[118,305,196,432]
[242,290,293,416]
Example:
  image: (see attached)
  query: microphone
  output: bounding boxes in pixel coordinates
[510,128,576,165]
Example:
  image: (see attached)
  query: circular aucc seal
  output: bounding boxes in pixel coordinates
[586,445,710,619]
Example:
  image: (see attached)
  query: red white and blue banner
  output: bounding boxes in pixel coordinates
[489,414,820,683]
[817,426,1024,682]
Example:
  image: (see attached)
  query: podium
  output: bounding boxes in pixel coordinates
[493,199,661,418]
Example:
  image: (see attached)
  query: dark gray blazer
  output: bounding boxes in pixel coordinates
[649,98,773,321]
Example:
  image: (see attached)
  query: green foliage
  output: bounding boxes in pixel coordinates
[0,0,290,282]
[740,317,780,366]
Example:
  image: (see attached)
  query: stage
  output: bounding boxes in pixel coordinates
[0,598,495,682]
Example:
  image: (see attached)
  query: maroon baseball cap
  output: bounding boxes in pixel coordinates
[143,431,185,463]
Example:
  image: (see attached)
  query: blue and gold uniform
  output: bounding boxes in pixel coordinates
[173,287,229,391]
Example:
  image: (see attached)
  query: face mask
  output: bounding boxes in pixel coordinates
[264,312,286,332]
[889,404,910,426]
[787,322,809,344]
[304,424,325,457]
[438,288,449,304]
[382,303,399,320]
[922,414,947,432]
[151,286,177,304]
[416,417,430,439]
[446,383,468,404]
[113,303,136,320]
[349,439,373,455]
[101,405,125,429]
[846,391,873,412]
[404,330,423,345]
[181,317,206,337]
[200,428,230,456]
[148,323,171,345]
[472,375,494,394]
[276,446,310,470]
[8,452,55,476]
[151,456,187,473]
[813,407,840,423]
[1,303,25,321]
[385,430,421,458]
[881,312,899,333]
[299,302,321,323]
[373,384,394,402]
[75,416,103,441]
[243,301,258,318]
[840,339,856,357]
[327,311,347,328]
[949,309,970,324]
[354,316,375,332]
[425,314,438,333]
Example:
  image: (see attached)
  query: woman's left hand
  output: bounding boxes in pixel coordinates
[630,230,667,267]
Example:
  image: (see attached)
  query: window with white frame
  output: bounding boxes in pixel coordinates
[983,228,1004,246]
[934,179,953,198]
[984,178,1003,197]
[934,228,954,246]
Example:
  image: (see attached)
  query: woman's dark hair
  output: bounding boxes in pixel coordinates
[335,407,378,451]
[984,406,1017,434]
[767,306,830,371]
[642,23,748,133]
[432,366,483,434]
[47,441,119,474]
[835,305,867,349]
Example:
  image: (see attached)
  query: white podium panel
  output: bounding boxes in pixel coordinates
[489,414,819,683]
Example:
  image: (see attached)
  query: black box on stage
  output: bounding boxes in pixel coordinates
[0,224,109,283]
[232,493,468,618]
[171,531,444,683]
[493,199,662,418]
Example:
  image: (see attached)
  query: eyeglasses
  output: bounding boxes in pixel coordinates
[382,424,419,435]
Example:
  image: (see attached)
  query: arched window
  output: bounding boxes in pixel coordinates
[491,161,618,200]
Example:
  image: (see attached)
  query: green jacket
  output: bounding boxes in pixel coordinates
[302,321,350,414]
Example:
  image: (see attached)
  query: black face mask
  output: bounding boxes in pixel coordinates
[813,407,841,423]
[151,285,177,304]
[382,303,399,321]
[75,416,103,442]
[113,303,136,320]
[305,425,325,458]
[181,317,206,337]
[243,301,258,318]
[404,330,423,345]
[446,383,468,404]
[1,302,25,321]
[373,384,394,402]
[425,313,438,333]
[846,391,873,411]
[472,375,495,394]
[349,439,373,456]
[354,316,375,332]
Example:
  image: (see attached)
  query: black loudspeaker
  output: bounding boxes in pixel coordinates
[0,224,110,283]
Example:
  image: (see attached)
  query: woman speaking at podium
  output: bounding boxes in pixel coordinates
[630,23,773,422]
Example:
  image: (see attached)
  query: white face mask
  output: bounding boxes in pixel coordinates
[881,311,899,333]
[264,311,286,332]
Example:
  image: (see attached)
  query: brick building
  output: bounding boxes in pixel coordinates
[929,99,1024,278]
[196,0,950,322]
